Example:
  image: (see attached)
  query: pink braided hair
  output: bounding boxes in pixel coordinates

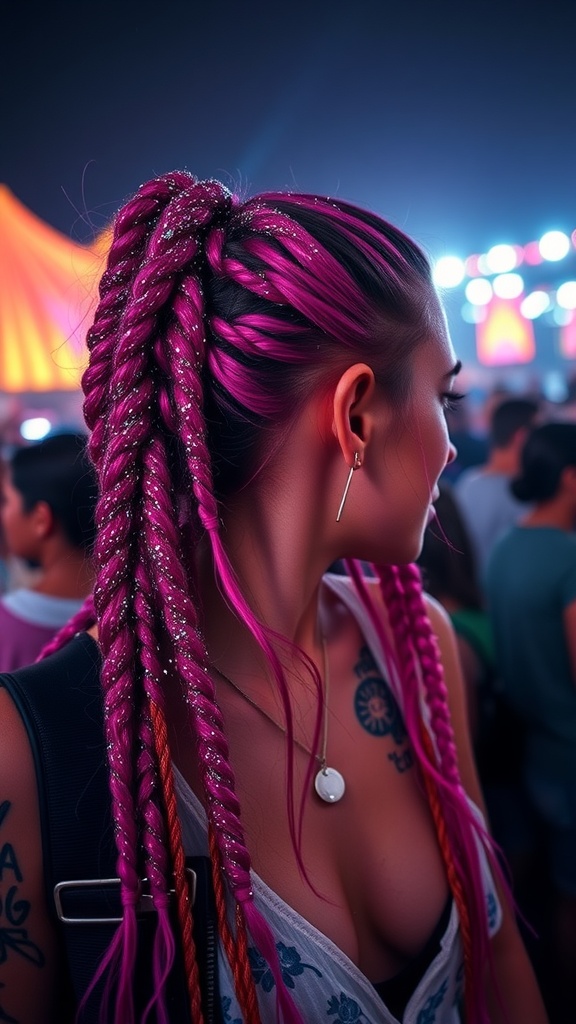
[344,557,505,1024]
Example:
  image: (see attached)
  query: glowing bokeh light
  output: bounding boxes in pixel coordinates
[493,273,524,299]
[465,279,493,305]
[461,303,487,324]
[520,291,551,319]
[432,256,465,288]
[513,244,525,267]
[485,244,517,274]
[556,282,576,310]
[539,231,570,261]
[465,255,481,277]
[523,241,544,266]
[20,417,52,441]
[553,306,573,326]
[542,371,568,403]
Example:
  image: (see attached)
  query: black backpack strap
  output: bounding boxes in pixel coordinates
[1,633,222,1022]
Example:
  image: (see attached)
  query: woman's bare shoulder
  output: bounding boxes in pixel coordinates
[0,686,60,1022]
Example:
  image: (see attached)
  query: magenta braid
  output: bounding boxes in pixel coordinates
[81,172,248,1023]
[135,709,176,1024]
[84,166,302,1021]
[133,559,179,1024]
[396,563,509,1016]
[375,562,494,1024]
[82,173,210,456]
[83,201,165,1019]
[138,425,303,1024]
[341,558,498,1023]
[37,593,96,660]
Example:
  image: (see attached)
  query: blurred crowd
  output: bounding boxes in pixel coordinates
[420,386,576,1022]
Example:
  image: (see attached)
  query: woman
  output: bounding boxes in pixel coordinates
[0,173,546,1023]
[486,421,576,1020]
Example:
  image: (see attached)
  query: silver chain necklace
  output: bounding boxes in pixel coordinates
[212,638,346,804]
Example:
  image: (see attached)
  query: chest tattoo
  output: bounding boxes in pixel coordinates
[353,645,414,772]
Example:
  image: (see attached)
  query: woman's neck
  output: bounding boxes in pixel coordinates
[197,519,328,683]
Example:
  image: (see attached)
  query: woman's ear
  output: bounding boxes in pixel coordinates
[332,362,379,467]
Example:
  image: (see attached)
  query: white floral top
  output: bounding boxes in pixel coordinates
[175,575,501,1024]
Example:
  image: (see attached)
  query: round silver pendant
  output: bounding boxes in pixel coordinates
[314,766,345,803]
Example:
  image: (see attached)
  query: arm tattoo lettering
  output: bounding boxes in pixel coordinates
[0,801,45,970]
[353,645,414,773]
[0,849,22,885]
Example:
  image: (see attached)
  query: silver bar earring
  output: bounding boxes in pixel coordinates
[336,452,361,522]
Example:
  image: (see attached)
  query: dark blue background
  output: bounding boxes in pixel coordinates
[4,0,575,258]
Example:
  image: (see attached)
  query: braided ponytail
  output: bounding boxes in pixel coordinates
[78,172,305,1022]
[79,173,207,1022]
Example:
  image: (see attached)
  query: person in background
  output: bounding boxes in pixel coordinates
[0,172,547,1024]
[0,432,97,671]
[454,396,539,584]
[485,421,576,1023]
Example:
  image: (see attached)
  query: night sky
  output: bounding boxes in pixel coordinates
[5,0,576,263]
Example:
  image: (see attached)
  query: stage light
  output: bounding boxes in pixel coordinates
[485,244,517,274]
[20,417,51,441]
[432,256,465,288]
[539,231,570,261]
[493,273,524,299]
[465,279,493,305]
[520,291,551,319]
[556,281,576,310]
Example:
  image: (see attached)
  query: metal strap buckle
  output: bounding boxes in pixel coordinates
[54,868,197,925]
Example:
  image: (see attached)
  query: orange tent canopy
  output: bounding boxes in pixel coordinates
[0,186,109,392]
